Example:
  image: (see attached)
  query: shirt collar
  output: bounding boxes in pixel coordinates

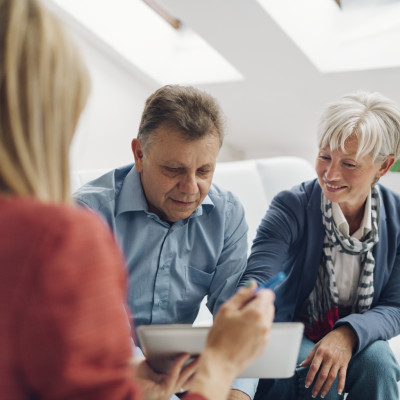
[116,165,215,221]
[116,166,148,215]
[331,190,372,240]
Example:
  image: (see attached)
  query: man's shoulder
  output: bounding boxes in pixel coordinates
[206,183,245,221]
[208,182,244,207]
[73,164,133,211]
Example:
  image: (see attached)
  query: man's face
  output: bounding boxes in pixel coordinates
[132,124,220,223]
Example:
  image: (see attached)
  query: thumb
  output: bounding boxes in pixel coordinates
[227,282,258,309]
[300,347,316,366]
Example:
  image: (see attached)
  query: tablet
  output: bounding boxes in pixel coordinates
[137,322,304,378]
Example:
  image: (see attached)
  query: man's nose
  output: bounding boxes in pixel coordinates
[179,174,198,194]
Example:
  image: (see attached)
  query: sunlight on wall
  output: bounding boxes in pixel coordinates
[47,0,243,85]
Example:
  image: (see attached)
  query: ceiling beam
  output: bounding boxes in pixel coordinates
[142,0,181,29]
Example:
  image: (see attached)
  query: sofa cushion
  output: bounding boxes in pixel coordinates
[213,160,268,248]
[255,156,316,205]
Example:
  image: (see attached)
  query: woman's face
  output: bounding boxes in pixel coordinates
[315,135,390,215]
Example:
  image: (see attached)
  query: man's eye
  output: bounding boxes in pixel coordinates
[344,163,356,168]
[163,167,181,175]
[165,167,180,172]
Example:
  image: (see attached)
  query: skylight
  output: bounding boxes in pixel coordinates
[46,0,243,85]
[256,0,400,72]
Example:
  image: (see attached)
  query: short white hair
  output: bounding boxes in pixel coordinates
[317,90,400,162]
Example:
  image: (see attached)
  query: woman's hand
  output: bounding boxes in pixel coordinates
[301,325,357,398]
[131,354,199,400]
[205,282,275,374]
[188,282,275,399]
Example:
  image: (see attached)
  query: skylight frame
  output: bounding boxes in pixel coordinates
[46,0,244,85]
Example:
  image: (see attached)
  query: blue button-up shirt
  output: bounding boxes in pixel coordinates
[74,164,256,397]
[74,163,248,325]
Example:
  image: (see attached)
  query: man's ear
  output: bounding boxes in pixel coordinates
[132,139,144,172]
[377,154,395,178]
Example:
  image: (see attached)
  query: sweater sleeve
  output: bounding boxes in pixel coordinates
[183,394,208,400]
[17,208,141,400]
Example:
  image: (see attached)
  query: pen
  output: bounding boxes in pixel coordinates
[255,271,286,292]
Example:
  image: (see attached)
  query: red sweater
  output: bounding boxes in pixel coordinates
[0,196,205,400]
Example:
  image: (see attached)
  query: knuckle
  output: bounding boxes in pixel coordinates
[309,364,319,373]
[319,371,328,380]
[318,348,334,359]
[328,371,337,381]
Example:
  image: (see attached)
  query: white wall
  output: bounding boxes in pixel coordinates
[51,0,399,194]
[68,35,154,171]
[65,26,241,171]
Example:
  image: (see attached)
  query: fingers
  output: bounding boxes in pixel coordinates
[336,366,347,396]
[310,361,339,398]
[177,356,200,390]
[168,353,191,379]
[168,354,199,393]
[202,283,275,381]
[304,350,322,390]
[300,345,316,367]
[303,331,352,398]
[225,282,258,309]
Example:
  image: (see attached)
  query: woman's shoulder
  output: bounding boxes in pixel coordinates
[377,184,400,217]
[378,184,400,200]
[0,196,110,240]
[273,178,321,208]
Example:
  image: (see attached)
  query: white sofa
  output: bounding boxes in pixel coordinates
[71,156,400,371]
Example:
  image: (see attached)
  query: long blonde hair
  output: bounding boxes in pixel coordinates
[0,0,89,203]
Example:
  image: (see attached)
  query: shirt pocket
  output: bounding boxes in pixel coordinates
[187,265,214,289]
[177,266,215,322]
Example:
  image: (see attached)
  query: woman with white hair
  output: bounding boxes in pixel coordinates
[245,90,400,399]
[0,0,275,399]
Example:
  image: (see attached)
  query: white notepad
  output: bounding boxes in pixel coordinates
[137,322,304,379]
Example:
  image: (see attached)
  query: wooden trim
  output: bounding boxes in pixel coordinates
[142,0,181,30]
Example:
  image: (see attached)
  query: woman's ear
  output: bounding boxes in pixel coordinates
[377,155,395,178]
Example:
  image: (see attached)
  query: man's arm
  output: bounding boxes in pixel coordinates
[206,193,259,399]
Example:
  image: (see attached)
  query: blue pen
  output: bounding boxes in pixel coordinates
[255,271,286,292]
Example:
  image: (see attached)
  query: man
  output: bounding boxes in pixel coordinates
[74,85,256,399]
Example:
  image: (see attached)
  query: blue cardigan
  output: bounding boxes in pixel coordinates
[243,179,400,355]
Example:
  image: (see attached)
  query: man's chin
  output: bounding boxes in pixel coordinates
[166,208,196,223]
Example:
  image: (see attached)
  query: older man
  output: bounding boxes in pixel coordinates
[74,85,255,400]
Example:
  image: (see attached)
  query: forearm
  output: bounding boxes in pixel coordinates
[335,305,400,354]
[227,389,250,400]
[188,349,237,399]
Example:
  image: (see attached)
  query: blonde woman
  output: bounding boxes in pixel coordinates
[0,1,275,399]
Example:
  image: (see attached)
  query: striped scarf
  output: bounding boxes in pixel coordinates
[304,186,380,341]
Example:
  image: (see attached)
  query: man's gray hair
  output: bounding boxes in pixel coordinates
[317,90,400,162]
[137,85,225,152]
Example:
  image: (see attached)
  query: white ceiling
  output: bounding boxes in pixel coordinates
[45,0,400,164]
[158,0,400,162]
[257,0,400,73]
